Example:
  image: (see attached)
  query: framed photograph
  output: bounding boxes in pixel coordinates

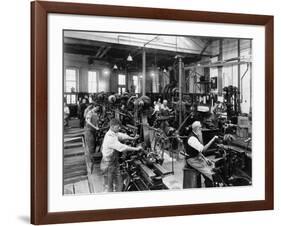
[31,1,274,224]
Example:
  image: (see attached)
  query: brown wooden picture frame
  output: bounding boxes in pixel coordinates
[31,1,274,224]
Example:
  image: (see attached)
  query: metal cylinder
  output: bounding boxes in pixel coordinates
[183,167,201,188]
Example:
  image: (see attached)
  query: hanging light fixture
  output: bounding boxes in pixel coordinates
[127,35,133,62]
[127,53,133,62]
[113,64,118,69]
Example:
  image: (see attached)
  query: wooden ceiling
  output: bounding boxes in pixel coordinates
[64,34,216,70]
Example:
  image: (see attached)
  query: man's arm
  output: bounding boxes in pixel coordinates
[109,137,142,152]
[85,114,99,130]
[83,106,91,118]
[119,145,142,152]
[117,132,138,141]
[188,136,216,166]
[188,135,218,153]
[202,136,218,152]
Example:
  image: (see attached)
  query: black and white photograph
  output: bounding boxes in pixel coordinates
[63,31,252,195]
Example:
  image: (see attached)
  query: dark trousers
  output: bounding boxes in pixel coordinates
[85,129,97,156]
[100,159,123,192]
[80,117,85,128]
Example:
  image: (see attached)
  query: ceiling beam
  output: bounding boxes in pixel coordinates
[95,46,105,58]
[99,46,111,58]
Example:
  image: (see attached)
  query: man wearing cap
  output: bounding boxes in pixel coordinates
[185,121,218,186]
[100,118,142,192]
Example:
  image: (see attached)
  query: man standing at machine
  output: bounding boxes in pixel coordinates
[78,98,88,128]
[63,102,70,126]
[85,105,100,159]
[100,118,142,192]
[160,99,171,112]
[185,121,218,187]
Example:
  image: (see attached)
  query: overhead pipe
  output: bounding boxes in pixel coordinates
[238,39,241,112]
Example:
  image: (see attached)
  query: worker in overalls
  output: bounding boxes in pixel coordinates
[85,105,100,159]
[100,118,142,192]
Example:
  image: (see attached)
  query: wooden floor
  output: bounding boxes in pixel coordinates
[63,122,250,194]
[162,152,185,189]
[63,126,106,194]
[63,127,92,195]
[63,126,189,195]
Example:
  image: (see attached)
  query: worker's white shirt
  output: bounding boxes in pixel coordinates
[64,106,69,114]
[160,104,170,111]
[64,106,70,119]
[154,104,160,111]
[101,129,131,161]
[188,136,204,152]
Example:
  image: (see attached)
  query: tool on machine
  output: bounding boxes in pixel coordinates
[120,142,170,191]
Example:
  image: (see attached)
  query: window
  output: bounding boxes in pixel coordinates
[118,74,126,85]
[151,72,159,93]
[118,74,126,94]
[65,68,77,92]
[65,94,77,104]
[64,68,78,104]
[133,75,139,93]
[118,87,126,94]
[88,71,98,93]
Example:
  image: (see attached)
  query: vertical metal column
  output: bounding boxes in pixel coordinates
[218,39,223,96]
[237,39,241,113]
[238,39,241,91]
[249,40,252,114]
[178,57,183,125]
[142,48,146,96]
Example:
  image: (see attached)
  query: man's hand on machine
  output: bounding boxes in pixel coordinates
[211,135,218,143]
[133,135,140,140]
[206,158,213,166]
[135,145,143,151]
[199,152,213,166]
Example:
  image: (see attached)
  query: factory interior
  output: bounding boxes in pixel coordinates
[63,31,252,194]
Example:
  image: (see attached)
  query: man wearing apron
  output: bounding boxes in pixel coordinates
[185,121,218,187]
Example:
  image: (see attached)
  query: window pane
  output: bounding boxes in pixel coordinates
[65,69,77,92]
[66,81,76,92]
[66,69,76,81]
[133,75,139,93]
[71,94,76,104]
[66,95,71,104]
[118,74,126,85]
[88,71,97,93]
